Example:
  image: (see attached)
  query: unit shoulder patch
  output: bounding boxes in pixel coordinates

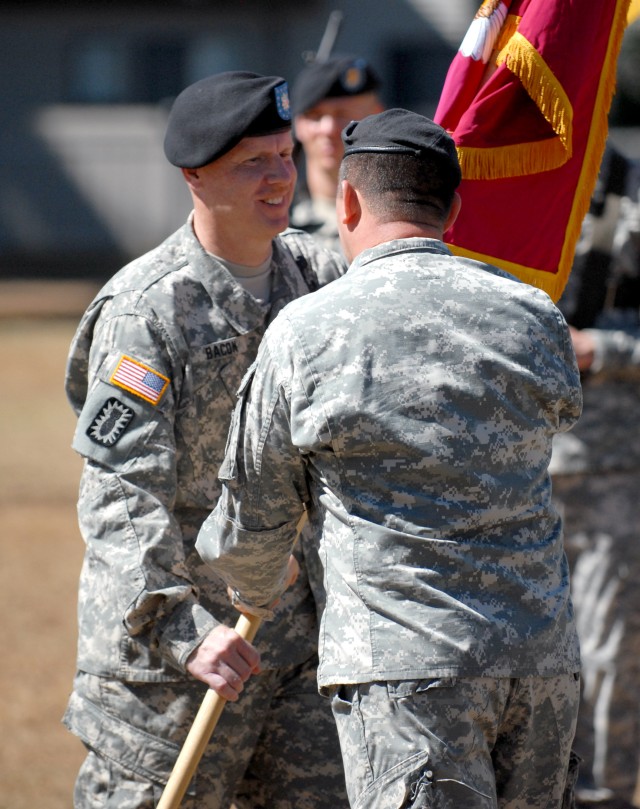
[110,355,170,405]
[87,398,135,447]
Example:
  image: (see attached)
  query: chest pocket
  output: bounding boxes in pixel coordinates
[175,331,262,507]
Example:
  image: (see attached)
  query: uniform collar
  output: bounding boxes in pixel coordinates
[181,215,310,334]
[349,237,451,272]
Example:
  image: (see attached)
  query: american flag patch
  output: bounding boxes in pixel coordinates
[110,355,169,405]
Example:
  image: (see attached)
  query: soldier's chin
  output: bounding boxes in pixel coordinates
[320,154,341,173]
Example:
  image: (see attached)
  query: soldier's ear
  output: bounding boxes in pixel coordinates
[181,166,201,189]
[444,192,462,232]
[339,180,361,226]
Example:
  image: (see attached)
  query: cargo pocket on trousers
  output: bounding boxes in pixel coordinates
[353,749,493,809]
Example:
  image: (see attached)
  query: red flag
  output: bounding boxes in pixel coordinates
[434,0,631,302]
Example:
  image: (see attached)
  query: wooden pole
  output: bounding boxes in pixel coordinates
[157,510,308,809]
[156,612,262,809]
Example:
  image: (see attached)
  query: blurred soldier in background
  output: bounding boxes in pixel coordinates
[62,71,347,809]
[290,54,384,253]
[551,142,640,809]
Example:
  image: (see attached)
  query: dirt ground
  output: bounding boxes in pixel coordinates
[2,281,639,809]
[0,281,100,809]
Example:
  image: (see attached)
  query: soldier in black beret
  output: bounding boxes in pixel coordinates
[336,108,462,263]
[290,55,384,253]
[62,69,347,809]
[164,70,293,169]
[196,105,582,809]
[290,55,382,119]
[341,107,462,187]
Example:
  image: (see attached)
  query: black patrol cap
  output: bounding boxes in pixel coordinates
[164,71,292,169]
[291,55,382,116]
[342,108,462,187]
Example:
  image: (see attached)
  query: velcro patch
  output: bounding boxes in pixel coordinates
[110,355,169,405]
[87,398,135,446]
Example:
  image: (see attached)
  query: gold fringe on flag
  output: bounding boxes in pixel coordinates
[457,136,567,180]
[495,14,521,51]
[499,31,573,152]
[450,0,630,302]
[458,19,574,181]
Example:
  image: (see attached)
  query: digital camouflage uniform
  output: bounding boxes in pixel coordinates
[550,145,640,806]
[197,238,583,809]
[63,216,348,809]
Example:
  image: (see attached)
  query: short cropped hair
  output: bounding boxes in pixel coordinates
[339,152,457,226]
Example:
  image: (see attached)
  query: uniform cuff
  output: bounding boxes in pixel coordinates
[157,600,221,672]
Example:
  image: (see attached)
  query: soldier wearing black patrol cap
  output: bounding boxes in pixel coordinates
[62,69,347,809]
[290,55,384,254]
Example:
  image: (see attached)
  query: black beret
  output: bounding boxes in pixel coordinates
[164,71,292,168]
[342,108,462,187]
[291,55,382,116]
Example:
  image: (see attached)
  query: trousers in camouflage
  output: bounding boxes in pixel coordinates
[67,653,347,809]
[329,675,580,809]
[553,471,640,803]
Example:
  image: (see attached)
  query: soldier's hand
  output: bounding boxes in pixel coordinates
[186,625,261,701]
[569,326,596,372]
[260,553,300,607]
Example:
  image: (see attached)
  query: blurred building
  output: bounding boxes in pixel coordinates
[3,1,639,281]
[0,0,478,280]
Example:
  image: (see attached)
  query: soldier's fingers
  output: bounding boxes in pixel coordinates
[204,670,244,702]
